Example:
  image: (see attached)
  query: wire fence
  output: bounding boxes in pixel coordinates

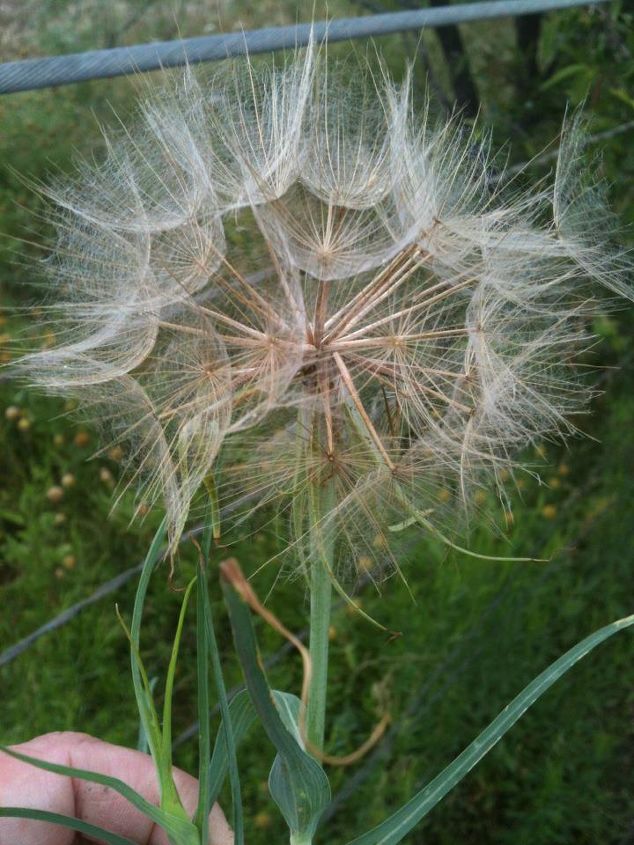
[0,0,610,95]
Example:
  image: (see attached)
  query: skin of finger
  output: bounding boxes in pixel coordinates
[0,732,234,845]
[0,733,74,845]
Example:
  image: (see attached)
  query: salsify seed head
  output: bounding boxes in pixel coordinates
[14,45,632,577]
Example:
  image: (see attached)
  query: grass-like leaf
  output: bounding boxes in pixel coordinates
[273,692,306,746]
[195,561,212,845]
[0,807,137,845]
[205,690,305,808]
[346,613,634,845]
[137,677,159,753]
[128,518,173,801]
[125,519,199,843]
[196,519,244,845]
[162,578,196,764]
[0,746,169,829]
[221,568,330,844]
[206,690,258,806]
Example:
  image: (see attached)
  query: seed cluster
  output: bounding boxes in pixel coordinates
[16,46,631,575]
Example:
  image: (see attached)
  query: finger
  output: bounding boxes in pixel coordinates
[0,733,74,845]
[0,732,233,845]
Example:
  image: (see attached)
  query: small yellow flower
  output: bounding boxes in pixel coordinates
[541,504,557,520]
[61,473,76,488]
[254,812,272,829]
[108,445,124,462]
[74,430,90,447]
[99,467,115,487]
[17,417,31,432]
[4,405,20,421]
[62,554,77,570]
[46,486,64,504]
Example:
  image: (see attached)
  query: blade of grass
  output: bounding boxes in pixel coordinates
[205,689,300,809]
[127,520,199,844]
[162,577,197,765]
[195,555,211,845]
[221,565,330,844]
[0,746,170,830]
[207,690,258,807]
[346,613,634,845]
[115,606,163,760]
[137,678,159,753]
[0,808,137,845]
[196,515,244,845]
[129,519,168,775]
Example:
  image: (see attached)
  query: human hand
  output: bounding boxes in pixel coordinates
[0,731,233,845]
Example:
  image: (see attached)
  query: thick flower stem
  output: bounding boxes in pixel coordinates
[305,479,335,754]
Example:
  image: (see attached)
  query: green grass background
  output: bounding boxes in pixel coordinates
[1,2,633,843]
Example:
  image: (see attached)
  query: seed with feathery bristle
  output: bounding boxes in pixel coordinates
[11,45,632,575]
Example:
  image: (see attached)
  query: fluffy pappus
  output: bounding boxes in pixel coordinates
[13,43,632,584]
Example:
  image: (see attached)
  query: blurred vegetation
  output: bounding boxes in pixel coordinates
[0,2,633,844]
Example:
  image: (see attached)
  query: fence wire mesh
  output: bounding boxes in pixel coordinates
[0,0,610,94]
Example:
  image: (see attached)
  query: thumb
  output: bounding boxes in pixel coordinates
[0,731,234,845]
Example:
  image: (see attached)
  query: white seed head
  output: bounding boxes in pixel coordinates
[14,47,632,572]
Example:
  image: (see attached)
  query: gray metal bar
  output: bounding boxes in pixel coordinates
[0,0,609,95]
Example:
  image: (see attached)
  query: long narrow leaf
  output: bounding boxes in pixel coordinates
[115,607,162,761]
[207,690,258,805]
[200,554,245,845]
[129,519,169,785]
[137,677,159,753]
[205,690,299,809]
[128,519,190,823]
[221,572,330,843]
[347,613,634,845]
[272,692,305,746]
[0,807,137,845]
[0,746,169,830]
[195,564,212,845]
[162,578,196,763]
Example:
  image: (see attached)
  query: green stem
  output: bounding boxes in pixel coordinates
[305,479,335,753]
